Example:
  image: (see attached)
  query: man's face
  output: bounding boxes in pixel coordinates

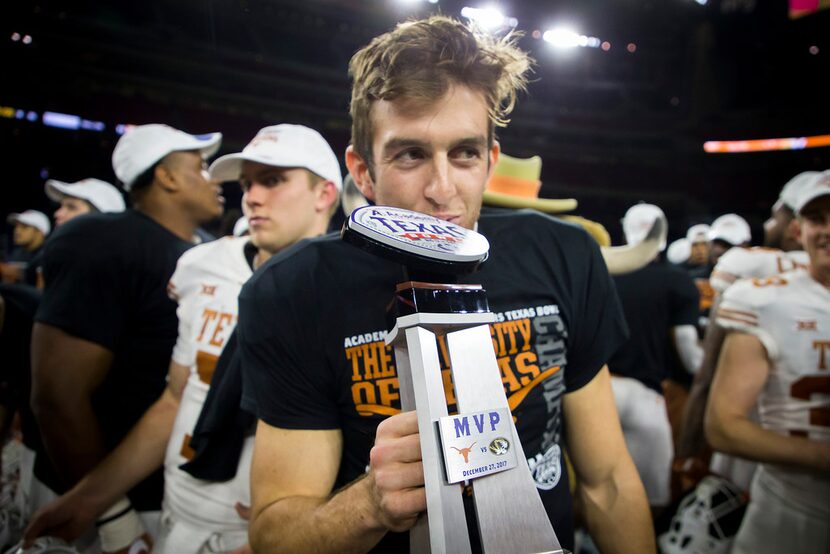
[54,197,92,227]
[798,196,830,277]
[13,223,42,249]
[163,151,224,222]
[348,84,498,230]
[689,240,709,266]
[709,240,731,264]
[241,161,327,255]
[763,204,798,251]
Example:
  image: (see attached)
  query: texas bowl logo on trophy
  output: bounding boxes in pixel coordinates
[343,206,567,554]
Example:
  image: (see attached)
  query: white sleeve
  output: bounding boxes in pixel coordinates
[672,324,703,375]
[709,247,745,294]
[717,279,779,360]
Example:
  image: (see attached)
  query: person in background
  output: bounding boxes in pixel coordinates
[705,171,830,554]
[28,123,223,553]
[608,203,701,513]
[1,211,50,286]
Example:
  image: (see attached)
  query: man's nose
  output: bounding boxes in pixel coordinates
[424,157,455,204]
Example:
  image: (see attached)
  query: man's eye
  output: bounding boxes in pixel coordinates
[397,149,424,162]
[454,147,481,160]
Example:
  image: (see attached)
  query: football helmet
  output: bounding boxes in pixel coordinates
[659,475,748,554]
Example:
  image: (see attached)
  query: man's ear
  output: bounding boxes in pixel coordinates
[486,140,501,182]
[153,157,178,193]
[786,216,801,243]
[793,217,803,245]
[314,180,339,213]
[345,145,376,202]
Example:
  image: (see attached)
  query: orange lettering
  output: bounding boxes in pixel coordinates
[197,308,218,342]
[813,340,830,370]
[497,356,522,393]
[376,377,400,407]
[514,351,541,386]
[345,346,364,381]
[209,312,234,347]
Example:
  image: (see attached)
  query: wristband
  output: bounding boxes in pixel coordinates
[96,498,145,552]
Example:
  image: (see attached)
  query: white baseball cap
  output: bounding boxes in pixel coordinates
[686,223,710,243]
[793,169,830,214]
[233,216,249,237]
[774,171,821,212]
[209,124,342,190]
[45,178,126,213]
[7,210,51,236]
[708,213,751,246]
[667,238,691,265]
[112,124,222,190]
[622,203,667,251]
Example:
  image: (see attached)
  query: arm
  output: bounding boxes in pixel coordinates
[30,323,112,485]
[565,366,655,554]
[672,324,702,376]
[704,332,830,472]
[248,412,426,554]
[675,297,725,459]
[23,360,189,544]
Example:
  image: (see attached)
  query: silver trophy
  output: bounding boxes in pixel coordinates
[343,206,567,554]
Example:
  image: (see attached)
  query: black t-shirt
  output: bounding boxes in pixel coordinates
[35,209,192,509]
[608,260,699,393]
[239,208,628,552]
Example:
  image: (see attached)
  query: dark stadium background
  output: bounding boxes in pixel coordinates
[2,0,828,246]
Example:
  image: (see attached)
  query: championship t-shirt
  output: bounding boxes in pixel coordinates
[239,208,629,552]
[35,209,192,509]
[609,260,700,392]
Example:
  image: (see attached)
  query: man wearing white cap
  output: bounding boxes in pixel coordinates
[685,224,710,269]
[678,173,815,473]
[24,124,340,554]
[1,211,51,285]
[707,213,751,265]
[45,178,125,228]
[705,169,830,553]
[27,124,222,553]
[608,203,701,511]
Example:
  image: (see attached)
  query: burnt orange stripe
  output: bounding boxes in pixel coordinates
[811,407,830,427]
[719,307,758,318]
[718,311,759,324]
[711,271,737,282]
[196,350,219,385]
[718,314,758,327]
[507,366,561,412]
[180,433,195,460]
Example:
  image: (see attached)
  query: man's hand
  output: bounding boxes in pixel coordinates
[366,411,426,532]
[22,489,100,547]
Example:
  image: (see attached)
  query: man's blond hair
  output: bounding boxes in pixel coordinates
[349,15,532,173]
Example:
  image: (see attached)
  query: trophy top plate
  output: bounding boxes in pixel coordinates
[342,206,490,269]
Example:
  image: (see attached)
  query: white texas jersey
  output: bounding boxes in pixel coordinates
[710,247,808,294]
[165,236,254,529]
[717,271,830,516]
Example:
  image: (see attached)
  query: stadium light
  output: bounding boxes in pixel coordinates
[543,27,602,49]
[460,6,518,33]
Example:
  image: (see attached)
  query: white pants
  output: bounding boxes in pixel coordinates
[154,508,248,554]
[709,452,756,492]
[611,375,673,507]
[732,470,830,554]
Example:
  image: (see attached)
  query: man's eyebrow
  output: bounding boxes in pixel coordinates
[381,138,430,156]
[381,136,487,156]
